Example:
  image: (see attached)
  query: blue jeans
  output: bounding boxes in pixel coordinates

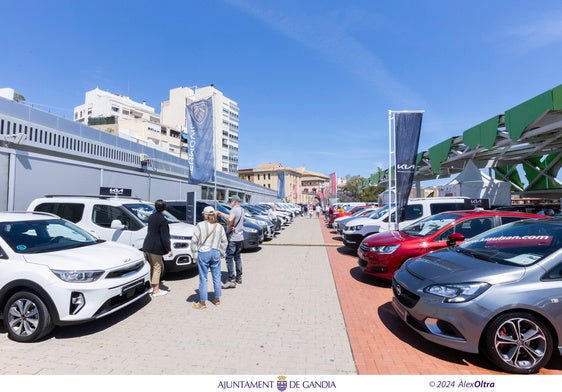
[197,249,222,302]
[225,240,243,281]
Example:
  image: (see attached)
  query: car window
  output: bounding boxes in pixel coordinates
[500,215,528,225]
[429,202,465,214]
[92,204,142,230]
[34,202,85,223]
[544,263,562,280]
[402,212,458,237]
[454,217,494,238]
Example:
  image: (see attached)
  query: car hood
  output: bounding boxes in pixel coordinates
[169,222,195,236]
[23,241,145,270]
[363,230,408,246]
[346,217,381,226]
[403,248,525,284]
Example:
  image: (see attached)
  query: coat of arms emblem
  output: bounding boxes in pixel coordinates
[192,101,208,123]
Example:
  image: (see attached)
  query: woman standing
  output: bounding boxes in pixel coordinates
[142,199,173,297]
[191,206,228,309]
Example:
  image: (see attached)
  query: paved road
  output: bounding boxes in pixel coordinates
[0,216,356,375]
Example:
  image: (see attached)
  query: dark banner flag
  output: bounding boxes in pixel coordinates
[394,111,423,225]
[186,97,215,184]
[277,171,285,199]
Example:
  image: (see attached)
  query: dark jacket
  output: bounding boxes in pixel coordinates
[142,212,171,255]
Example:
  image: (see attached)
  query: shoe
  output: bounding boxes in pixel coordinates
[221,280,236,289]
[212,298,220,306]
[151,289,168,297]
[236,278,242,284]
[193,302,207,310]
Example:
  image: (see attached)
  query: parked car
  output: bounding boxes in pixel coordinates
[358,209,546,280]
[166,200,262,251]
[333,207,378,234]
[27,196,196,276]
[329,205,371,228]
[342,197,469,250]
[0,211,150,342]
[392,217,562,374]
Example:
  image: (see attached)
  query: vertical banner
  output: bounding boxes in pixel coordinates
[186,97,215,184]
[277,171,286,199]
[293,184,298,200]
[329,172,337,197]
[393,111,423,226]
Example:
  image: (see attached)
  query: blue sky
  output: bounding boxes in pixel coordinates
[3,0,562,182]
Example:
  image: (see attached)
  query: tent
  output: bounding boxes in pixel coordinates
[437,160,511,206]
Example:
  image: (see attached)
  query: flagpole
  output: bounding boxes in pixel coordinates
[212,93,217,206]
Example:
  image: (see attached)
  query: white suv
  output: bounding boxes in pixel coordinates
[27,196,196,275]
[0,211,150,342]
[342,197,469,250]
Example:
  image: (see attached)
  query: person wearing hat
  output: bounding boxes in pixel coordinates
[217,194,245,288]
[191,206,228,309]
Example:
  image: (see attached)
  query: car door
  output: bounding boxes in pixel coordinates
[89,204,135,245]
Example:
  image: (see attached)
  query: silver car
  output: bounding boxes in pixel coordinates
[392,217,562,374]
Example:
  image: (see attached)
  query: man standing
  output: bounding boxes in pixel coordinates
[219,195,245,288]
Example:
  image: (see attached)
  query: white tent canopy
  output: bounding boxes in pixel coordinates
[437,160,511,206]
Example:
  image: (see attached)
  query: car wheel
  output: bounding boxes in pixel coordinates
[483,312,553,374]
[3,291,54,343]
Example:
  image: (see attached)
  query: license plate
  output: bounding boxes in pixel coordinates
[122,279,144,298]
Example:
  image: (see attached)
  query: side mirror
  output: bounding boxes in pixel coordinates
[447,232,465,246]
[110,219,125,230]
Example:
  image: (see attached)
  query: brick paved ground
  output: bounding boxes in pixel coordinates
[319,216,562,375]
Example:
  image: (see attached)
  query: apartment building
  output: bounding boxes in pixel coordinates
[239,163,329,205]
[73,85,240,174]
[161,85,240,175]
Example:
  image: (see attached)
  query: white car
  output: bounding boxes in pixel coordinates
[27,196,196,275]
[342,198,469,249]
[0,211,150,342]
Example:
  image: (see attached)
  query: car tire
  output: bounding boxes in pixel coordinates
[3,291,55,343]
[483,311,553,374]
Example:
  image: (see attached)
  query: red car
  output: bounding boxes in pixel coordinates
[329,205,372,227]
[357,209,547,280]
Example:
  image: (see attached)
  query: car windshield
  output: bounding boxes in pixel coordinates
[368,205,388,219]
[457,219,562,266]
[0,219,99,254]
[123,203,181,224]
[401,212,459,237]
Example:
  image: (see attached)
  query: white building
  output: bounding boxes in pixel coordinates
[161,85,240,175]
[73,87,184,156]
[73,86,240,174]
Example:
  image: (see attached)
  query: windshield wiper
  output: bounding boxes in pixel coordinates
[456,247,497,263]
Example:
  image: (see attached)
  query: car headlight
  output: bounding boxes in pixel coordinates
[369,244,400,254]
[424,282,490,303]
[348,225,363,231]
[52,269,104,283]
[244,227,258,233]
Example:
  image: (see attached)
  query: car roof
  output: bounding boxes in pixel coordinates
[31,195,147,205]
[0,211,59,222]
[435,209,546,218]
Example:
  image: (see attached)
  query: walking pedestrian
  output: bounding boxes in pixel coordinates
[191,206,228,309]
[218,195,245,288]
[142,199,173,297]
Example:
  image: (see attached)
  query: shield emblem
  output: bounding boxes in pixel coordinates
[192,101,208,123]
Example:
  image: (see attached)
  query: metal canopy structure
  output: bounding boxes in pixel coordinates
[373,84,562,199]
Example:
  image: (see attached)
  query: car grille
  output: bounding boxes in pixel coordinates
[106,260,146,279]
[392,278,419,308]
